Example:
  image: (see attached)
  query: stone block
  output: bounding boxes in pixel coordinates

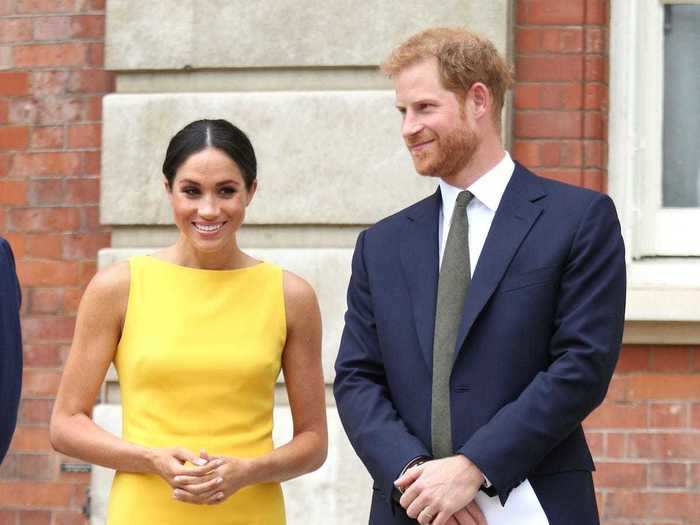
[98,247,353,382]
[91,404,371,525]
[101,91,438,225]
[106,0,509,70]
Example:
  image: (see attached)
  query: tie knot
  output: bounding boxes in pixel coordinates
[455,190,473,210]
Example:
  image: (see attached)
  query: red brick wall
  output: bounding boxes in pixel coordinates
[513,0,607,191]
[0,0,112,523]
[586,347,700,523]
[514,1,700,524]
[1,0,698,524]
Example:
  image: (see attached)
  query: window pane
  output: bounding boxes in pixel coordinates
[663,4,700,207]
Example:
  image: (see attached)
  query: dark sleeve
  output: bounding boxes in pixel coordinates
[0,237,23,462]
[458,194,627,504]
[333,231,430,505]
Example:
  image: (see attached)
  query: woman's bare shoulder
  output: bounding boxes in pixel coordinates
[282,269,317,309]
[82,260,131,311]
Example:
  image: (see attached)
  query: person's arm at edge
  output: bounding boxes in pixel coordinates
[0,237,23,462]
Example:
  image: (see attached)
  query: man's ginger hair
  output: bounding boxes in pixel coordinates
[382,27,513,127]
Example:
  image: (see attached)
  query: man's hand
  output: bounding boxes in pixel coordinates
[394,455,486,525]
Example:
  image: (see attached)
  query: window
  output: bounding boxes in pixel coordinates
[610,0,700,257]
[609,0,700,332]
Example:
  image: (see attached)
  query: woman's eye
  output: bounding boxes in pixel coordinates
[182,187,200,196]
[219,187,236,197]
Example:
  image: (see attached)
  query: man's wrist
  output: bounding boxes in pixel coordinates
[392,455,431,502]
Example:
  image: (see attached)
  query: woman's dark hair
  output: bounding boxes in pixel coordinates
[162,119,257,190]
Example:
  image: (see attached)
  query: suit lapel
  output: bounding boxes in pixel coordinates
[454,164,546,360]
[400,189,441,370]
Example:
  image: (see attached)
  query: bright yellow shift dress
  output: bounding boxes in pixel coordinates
[107,255,286,525]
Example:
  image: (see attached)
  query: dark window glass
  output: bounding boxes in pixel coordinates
[663,4,700,207]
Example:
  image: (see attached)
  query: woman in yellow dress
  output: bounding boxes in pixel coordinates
[50,119,327,524]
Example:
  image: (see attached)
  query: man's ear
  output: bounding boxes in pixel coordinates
[469,82,491,121]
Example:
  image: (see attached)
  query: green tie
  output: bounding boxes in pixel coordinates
[431,190,473,459]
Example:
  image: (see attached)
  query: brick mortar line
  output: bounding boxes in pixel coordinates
[515,51,608,55]
[9,39,107,45]
[514,109,605,112]
[514,80,608,84]
[514,22,609,28]
[0,14,105,20]
[588,429,700,433]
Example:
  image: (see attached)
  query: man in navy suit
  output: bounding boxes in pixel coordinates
[334,28,625,525]
[0,236,23,463]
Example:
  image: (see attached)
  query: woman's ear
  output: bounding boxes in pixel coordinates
[246,179,258,206]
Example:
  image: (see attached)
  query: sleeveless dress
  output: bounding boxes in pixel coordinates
[106,256,287,524]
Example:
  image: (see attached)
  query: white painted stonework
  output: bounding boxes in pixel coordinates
[91,404,372,525]
[101,91,438,226]
[106,0,509,70]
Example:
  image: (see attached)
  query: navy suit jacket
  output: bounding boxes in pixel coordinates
[334,163,626,524]
[0,236,23,463]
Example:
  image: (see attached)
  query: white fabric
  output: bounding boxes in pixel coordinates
[438,152,514,272]
[438,152,549,524]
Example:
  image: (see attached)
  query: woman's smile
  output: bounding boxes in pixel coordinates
[193,221,227,235]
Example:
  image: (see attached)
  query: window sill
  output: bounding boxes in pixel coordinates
[623,259,700,344]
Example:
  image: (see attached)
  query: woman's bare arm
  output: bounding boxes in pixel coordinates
[50,262,212,481]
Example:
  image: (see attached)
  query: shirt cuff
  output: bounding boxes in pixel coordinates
[391,455,431,502]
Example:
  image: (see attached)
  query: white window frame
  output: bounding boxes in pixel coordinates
[609,0,700,257]
[609,0,700,334]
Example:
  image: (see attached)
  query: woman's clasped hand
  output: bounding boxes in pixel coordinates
[163,450,249,505]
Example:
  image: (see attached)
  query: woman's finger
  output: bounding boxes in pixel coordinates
[171,458,222,478]
[172,447,207,466]
[173,485,222,504]
[173,471,218,486]
[177,475,223,496]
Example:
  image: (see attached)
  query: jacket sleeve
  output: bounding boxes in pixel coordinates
[0,237,23,462]
[334,230,430,504]
[458,194,626,504]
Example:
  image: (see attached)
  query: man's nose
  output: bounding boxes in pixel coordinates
[401,112,423,139]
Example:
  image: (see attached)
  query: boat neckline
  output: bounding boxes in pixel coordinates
[142,255,269,273]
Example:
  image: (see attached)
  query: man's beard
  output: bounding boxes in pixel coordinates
[410,126,480,180]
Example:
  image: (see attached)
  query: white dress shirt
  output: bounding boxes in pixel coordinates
[438,152,514,273]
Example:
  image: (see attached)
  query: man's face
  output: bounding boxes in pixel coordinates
[394,57,479,180]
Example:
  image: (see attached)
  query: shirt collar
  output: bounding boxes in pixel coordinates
[439,152,515,214]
